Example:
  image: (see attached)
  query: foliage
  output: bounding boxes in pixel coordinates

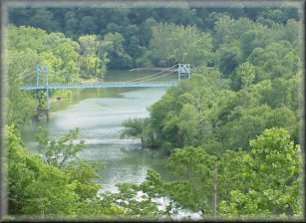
[6,125,127,219]
[8,25,82,84]
[9,7,299,69]
[121,118,148,146]
[142,42,300,152]
[165,147,217,215]
[130,129,303,219]
[235,61,256,91]
[248,41,300,82]
[149,23,213,67]
[101,183,165,219]
[218,128,303,219]
[78,35,108,79]
[103,32,132,69]
[6,125,79,217]
[6,49,39,127]
[35,127,85,169]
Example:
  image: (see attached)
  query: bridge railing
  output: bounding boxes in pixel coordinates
[19,81,178,90]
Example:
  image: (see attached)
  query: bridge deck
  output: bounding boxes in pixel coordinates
[20,81,177,90]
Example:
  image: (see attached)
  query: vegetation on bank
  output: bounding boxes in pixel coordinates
[4,6,303,220]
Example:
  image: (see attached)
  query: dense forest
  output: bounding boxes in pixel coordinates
[4,5,304,221]
[9,6,300,69]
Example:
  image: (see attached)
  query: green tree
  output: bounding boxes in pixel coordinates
[248,41,299,82]
[44,32,80,82]
[240,28,272,60]
[236,61,256,91]
[217,150,249,203]
[165,147,217,216]
[23,165,79,217]
[103,32,132,69]
[219,105,270,151]
[149,23,213,66]
[35,127,85,169]
[63,159,100,201]
[79,16,97,34]
[78,35,108,79]
[8,25,48,53]
[6,125,121,218]
[28,9,60,32]
[215,41,242,77]
[101,183,164,219]
[6,126,79,217]
[121,118,148,146]
[63,11,79,38]
[219,128,303,219]
[177,104,199,146]
[213,16,255,48]
[6,48,40,127]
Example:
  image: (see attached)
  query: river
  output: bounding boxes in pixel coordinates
[21,70,174,193]
[21,70,203,220]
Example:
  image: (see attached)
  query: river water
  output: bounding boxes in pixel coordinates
[21,70,203,220]
[21,70,174,193]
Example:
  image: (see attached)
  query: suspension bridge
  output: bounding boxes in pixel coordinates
[19,64,191,120]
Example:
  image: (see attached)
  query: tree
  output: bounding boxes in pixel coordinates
[28,9,60,32]
[6,48,40,127]
[236,61,256,91]
[248,41,299,82]
[217,150,249,203]
[35,127,85,169]
[8,25,48,53]
[103,32,132,69]
[121,118,148,146]
[139,18,157,46]
[149,23,213,66]
[79,16,97,34]
[240,28,272,60]
[6,126,79,218]
[7,125,120,219]
[219,105,270,151]
[215,41,242,77]
[7,125,40,214]
[213,16,256,48]
[165,147,217,216]
[219,128,302,219]
[63,11,79,39]
[44,32,80,82]
[101,182,164,219]
[177,104,199,146]
[259,9,290,24]
[78,35,108,79]
[23,165,79,218]
[63,159,101,201]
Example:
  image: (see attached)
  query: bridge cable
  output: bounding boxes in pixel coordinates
[132,70,177,83]
[122,64,177,83]
[123,64,177,83]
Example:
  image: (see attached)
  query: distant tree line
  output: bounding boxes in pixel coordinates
[9,7,299,69]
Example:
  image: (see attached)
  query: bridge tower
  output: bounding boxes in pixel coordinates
[35,66,50,121]
[178,64,191,81]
